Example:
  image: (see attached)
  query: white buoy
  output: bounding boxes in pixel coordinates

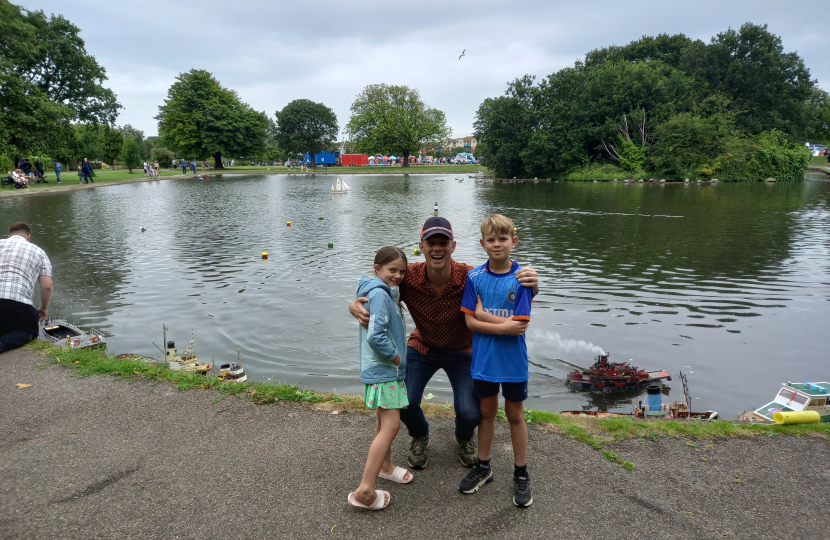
[433,201,439,214]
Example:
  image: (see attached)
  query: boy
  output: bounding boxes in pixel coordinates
[458,214,533,507]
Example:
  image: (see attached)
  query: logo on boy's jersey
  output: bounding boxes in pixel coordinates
[507,289,517,303]
[483,307,514,318]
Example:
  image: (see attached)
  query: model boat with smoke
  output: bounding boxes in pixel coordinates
[39,318,106,350]
[566,352,671,391]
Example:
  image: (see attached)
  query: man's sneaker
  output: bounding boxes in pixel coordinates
[407,436,429,469]
[513,470,533,507]
[458,462,494,494]
[455,436,477,467]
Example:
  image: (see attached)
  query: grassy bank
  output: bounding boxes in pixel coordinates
[28,341,829,471]
[12,168,184,192]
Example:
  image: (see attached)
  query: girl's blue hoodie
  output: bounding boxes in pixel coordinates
[356,276,407,384]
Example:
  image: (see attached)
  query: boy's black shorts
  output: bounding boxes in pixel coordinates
[473,379,528,402]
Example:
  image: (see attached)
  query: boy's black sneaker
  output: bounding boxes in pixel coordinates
[513,470,533,507]
[459,461,494,494]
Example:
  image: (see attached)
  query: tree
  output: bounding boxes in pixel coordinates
[686,23,816,141]
[347,84,450,168]
[156,69,268,169]
[121,136,141,172]
[0,1,120,161]
[151,147,174,168]
[275,99,338,169]
[100,126,123,168]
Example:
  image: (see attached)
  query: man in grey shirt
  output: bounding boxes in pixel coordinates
[0,222,53,353]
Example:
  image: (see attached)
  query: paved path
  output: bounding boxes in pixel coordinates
[1,348,828,539]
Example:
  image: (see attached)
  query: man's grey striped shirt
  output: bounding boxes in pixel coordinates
[0,235,52,305]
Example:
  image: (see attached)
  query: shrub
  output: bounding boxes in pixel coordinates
[151,147,174,168]
[698,130,810,181]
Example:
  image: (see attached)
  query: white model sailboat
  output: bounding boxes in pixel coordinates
[332,177,351,193]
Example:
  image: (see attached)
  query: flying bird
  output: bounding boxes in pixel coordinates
[458,49,466,60]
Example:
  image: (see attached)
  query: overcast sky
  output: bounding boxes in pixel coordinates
[26,0,830,140]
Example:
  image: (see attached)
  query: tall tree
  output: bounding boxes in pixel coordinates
[0,1,120,161]
[121,136,141,172]
[347,84,450,168]
[686,23,816,140]
[275,99,338,169]
[100,126,123,168]
[156,69,267,169]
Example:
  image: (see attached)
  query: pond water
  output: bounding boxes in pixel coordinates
[2,173,829,418]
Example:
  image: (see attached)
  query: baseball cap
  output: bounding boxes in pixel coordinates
[420,216,454,240]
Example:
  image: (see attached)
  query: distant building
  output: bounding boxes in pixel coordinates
[437,136,477,154]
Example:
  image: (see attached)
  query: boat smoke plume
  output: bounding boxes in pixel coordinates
[528,330,606,356]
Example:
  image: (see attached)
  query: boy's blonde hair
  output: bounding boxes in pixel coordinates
[480,214,515,237]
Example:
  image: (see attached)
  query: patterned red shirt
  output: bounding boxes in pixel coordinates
[399,259,474,355]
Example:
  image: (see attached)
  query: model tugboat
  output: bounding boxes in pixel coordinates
[217,347,248,382]
[39,318,106,350]
[164,333,212,374]
[567,353,671,391]
[738,382,830,423]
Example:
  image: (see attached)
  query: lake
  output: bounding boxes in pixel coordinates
[3,172,829,418]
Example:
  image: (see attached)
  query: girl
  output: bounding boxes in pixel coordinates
[348,246,412,510]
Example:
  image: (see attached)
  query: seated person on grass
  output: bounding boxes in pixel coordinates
[457,213,534,508]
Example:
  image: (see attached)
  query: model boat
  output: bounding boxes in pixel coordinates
[331,177,350,193]
[217,347,248,382]
[567,353,671,391]
[163,333,212,374]
[738,381,830,423]
[39,318,106,350]
[631,372,718,419]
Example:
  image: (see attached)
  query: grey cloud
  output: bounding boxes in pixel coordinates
[27,0,830,138]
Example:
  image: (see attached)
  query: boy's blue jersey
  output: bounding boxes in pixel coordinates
[460,259,532,383]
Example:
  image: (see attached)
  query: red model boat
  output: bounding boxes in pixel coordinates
[567,353,671,391]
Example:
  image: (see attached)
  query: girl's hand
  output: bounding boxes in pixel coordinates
[392,354,401,366]
[500,319,528,336]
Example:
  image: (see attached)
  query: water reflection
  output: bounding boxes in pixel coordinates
[1,175,828,418]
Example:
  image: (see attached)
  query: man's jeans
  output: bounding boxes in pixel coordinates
[0,299,39,353]
[400,346,481,440]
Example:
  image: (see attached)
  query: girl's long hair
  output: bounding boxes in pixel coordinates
[374,246,407,310]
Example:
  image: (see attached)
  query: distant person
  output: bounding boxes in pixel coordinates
[81,158,94,184]
[191,160,196,174]
[181,160,187,175]
[143,161,149,176]
[53,160,62,183]
[154,161,160,175]
[0,222,53,354]
[457,214,533,507]
[10,168,29,188]
[34,158,46,182]
[77,163,83,184]
[348,246,412,511]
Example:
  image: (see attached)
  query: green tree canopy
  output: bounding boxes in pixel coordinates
[121,136,141,172]
[475,23,818,180]
[0,0,120,162]
[274,99,338,168]
[347,84,450,168]
[100,126,123,168]
[156,69,267,169]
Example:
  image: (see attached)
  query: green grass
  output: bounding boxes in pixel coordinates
[809,155,829,168]
[27,341,828,473]
[18,168,184,190]
[28,340,324,404]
